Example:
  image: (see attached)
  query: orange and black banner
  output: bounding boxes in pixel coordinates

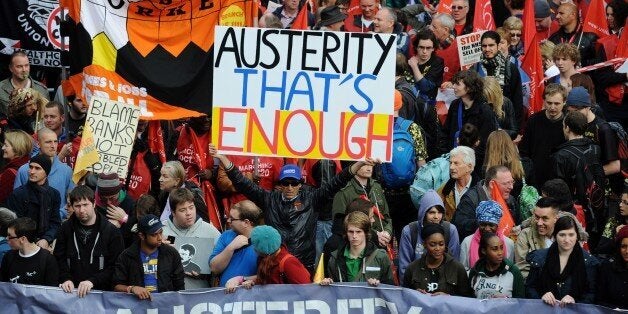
[60,0,259,119]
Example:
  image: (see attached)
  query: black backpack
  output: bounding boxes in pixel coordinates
[562,145,606,232]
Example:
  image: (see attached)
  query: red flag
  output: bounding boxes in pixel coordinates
[147,120,166,164]
[521,0,536,57]
[616,22,628,58]
[472,0,495,31]
[521,33,545,115]
[291,2,309,30]
[581,0,610,39]
[490,181,515,237]
[436,0,453,14]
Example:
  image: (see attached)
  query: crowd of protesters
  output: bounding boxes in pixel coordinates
[0,0,626,309]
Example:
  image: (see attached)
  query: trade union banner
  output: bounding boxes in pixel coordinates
[0,0,66,67]
[212,26,396,161]
[59,0,259,119]
[0,282,617,313]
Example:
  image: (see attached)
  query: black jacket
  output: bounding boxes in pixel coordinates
[112,240,185,292]
[549,29,599,66]
[596,257,628,309]
[6,180,61,244]
[96,192,136,248]
[54,212,124,290]
[227,165,354,267]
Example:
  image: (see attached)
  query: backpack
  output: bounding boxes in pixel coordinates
[409,153,450,209]
[562,145,606,232]
[398,84,442,160]
[381,117,417,189]
[409,221,451,254]
[607,122,628,177]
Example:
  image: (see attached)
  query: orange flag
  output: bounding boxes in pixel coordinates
[291,2,309,30]
[490,181,515,237]
[521,32,545,115]
[581,0,609,39]
[472,0,495,31]
[436,0,453,14]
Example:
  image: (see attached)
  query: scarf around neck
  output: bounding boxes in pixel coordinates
[480,53,508,86]
[468,229,509,269]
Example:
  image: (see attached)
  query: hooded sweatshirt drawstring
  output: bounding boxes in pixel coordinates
[73,231,101,264]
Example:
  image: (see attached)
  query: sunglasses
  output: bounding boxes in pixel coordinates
[510,33,522,37]
[280,180,300,187]
[452,5,466,10]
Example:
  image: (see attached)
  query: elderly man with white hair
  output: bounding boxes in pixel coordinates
[437,146,477,222]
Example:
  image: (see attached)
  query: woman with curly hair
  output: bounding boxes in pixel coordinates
[7,87,47,134]
[0,130,32,205]
[483,77,518,140]
[443,70,497,176]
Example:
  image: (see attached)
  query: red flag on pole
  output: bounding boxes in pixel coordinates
[147,120,166,164]
[521,32,545,115]
[436,0,452,14]
[472,0,495,31]
[291,1,309,30]
[521,0,536,56]
[581,0,609,39]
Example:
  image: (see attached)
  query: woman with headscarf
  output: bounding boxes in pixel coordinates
[525,216,599,305]
[403,223,472,297]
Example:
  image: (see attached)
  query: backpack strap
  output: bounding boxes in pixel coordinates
[278,254,292,284]
[397,117,413,132]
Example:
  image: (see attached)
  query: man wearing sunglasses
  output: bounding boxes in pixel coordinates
[450,0,472,36]
[209,144,376,274]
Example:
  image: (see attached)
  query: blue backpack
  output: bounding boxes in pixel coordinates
[410,153,450,209]
[381,117,416,189]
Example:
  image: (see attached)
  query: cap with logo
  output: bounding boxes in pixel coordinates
[138,214,164,234]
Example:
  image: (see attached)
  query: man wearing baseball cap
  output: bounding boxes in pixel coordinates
[209,143,377,274]
[113,214,184,299]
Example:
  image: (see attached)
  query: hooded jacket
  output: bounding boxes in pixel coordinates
[326,241,394,285]
[398,190,460,280]
[331,177,392,236]
[54,212,124,290]
[227,165,354,268]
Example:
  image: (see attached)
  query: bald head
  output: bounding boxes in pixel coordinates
[556,3,578,27]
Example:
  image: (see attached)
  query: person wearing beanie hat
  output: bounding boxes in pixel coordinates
[5,154,61,251]
[225,225,310,292]
[402,222,472,297]
[565,86,591,108]
[393,90,403,112]
[14,127,74,220]
[113,213,185,298]
[209,143,377,273]
[458,200,515,270]
[534,0,557,40]
[95,172,137,247]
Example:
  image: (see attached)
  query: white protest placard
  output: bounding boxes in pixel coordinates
[212,26,396,162]
[85,97,140,178]
[457,31,484,69]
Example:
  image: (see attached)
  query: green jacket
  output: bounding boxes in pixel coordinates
[403,253,473,297]
[331,178,393,235]
[326,242,394,285]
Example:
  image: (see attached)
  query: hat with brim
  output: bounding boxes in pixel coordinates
[315,6,347,29]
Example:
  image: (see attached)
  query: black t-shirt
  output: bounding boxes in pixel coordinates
[0,248,59,286]
[67,115,86,137]
[585,116,619,164]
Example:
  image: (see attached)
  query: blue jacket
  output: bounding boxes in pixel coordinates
[398,190,460,280]
[14,156,74,219]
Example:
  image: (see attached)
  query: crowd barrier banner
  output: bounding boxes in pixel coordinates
[0,282,617,314]
[212,26,396,161]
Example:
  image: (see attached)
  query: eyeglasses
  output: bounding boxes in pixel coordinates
[417,46,434,50]
[509,33,522,37]
[228,216,245,222]
[451,5,467,10]
[280,181,300,187]
[6,235,20,240]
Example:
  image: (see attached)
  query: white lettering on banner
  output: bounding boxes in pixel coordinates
[115,298,399,313]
